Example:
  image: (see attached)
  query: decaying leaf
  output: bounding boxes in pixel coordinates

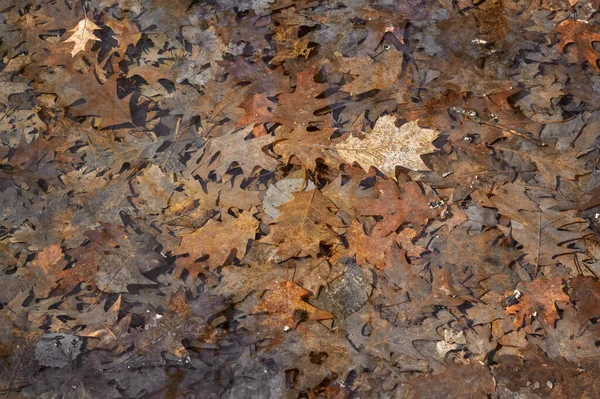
[336,116,438,177]
[406,361,496,398]
[260,190,343,258]
[252,280,335,329]
[200,125,279,178]
[505,278,571,328]
[3,1,600,397]
[175,211,258,268]
[554,19,600,71]
[63,18,101,57]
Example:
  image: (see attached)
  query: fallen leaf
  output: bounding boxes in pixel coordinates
[336,117,438,177]
[568,276,600,327]
[406,361,496,399]
[260,190,343,258]
[252,280,335,329]
[505,278,570,328]
[554,19,600,71]
[174,212,258,268]
[63,18,101,57]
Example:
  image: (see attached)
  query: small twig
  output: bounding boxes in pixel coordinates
[162,117,182,169]
[535,212,541,278]
[450,107,547,146]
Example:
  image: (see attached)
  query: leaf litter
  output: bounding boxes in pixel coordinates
[1,0,600,398]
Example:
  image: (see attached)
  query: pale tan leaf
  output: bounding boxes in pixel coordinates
[63,18,101,57]
[335,116,437,177]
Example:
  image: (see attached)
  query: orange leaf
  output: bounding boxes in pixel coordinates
[33,245,65,275]
[554,20,600,71]
[252,281,334,329]
[505,277,570,328]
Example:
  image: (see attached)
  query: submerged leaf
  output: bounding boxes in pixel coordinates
[336,116,438,177]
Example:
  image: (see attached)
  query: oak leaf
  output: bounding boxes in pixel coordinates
[506,208,586,269]
[568,276,600,327]
[365,311,453,369]
[272,65,331,129]
[132,164,177,214]
[104,15,141,58]
[321,168,377,218]
[174,212,258,268]
[331,50,404,96]
[260,190,343,258]
[478,183,588,269]
[238,93,277,126]
[492,137,588,190]
[63,18,101,57]
[252,280,334,329]
[33,245,66,275]
[262,177,316,219]
[66,297,130,352]
[550,362,600,398]
[135,288,227,359]
[40,69,134,129]
[336,117,437,178]
[427,224,522,279]
[406,361,495,399]
[23,245,67,298]
[200,125,279,179]
[494,344,580,395]
[273,120,343,171]
[215,261,286,302]
[284,256,332,296]
[554,19,600,71]
[358,180,440,236]
[59,225,165,294]
[269,25,312,65]
[342,220,397,270]
[505,278,570,328]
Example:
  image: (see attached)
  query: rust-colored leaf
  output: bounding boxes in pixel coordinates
[252,280,334,329]
[505,278,571,328]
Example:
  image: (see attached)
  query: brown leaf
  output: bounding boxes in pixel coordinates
[260,189,343,258]
[238,93,278,126]
[342,220,397,269]
[135,288,227,359]
[132,164,177,214]
[505,277,570,328]
[359,180,440,236]
[64,71,133,129]
[494,344,581,395]
[479,183,588,269]
[33,245,66,275]
[174,212,258,268]
[569,276,600,327]
[272,65,331,129]
[273,120,343,171]
[252,280,334,329]
[406,361,496,399]
[551,362,600,399]
[200,125,279,179]
[364,311,453,367]
[105,14,142,59]
[67,297,130,352]
[23,245,67,298]
[269,24,312,66]
[329,50,404,96]
[554,19,600,71]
